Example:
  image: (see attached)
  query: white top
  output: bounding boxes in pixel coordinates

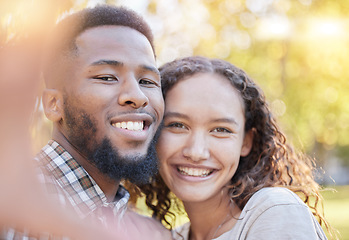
[172,187,327,240]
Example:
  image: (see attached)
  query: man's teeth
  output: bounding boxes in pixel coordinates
[113,121,144,131]
[178,166,212,177]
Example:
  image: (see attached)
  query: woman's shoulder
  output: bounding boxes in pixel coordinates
[238,187,312,228]
[172,222,190,240]
[246,187,305,208]
[234,187,327,239]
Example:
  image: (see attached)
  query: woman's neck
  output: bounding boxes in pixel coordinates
[183,195,241,240]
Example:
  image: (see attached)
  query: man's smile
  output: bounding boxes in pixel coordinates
[112,121,144,131]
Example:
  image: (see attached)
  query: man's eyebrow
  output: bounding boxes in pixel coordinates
[164,112,189,120]
[88,61,160,76]
[141,64,160,76]
[90,60,123,66]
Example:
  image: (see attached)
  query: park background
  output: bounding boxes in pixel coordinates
[1,0,348,239]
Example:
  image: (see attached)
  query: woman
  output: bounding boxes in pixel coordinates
[140,56,334,239]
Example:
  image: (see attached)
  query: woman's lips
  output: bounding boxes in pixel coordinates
[177,166,214,177]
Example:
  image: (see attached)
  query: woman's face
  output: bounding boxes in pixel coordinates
[157,72,253,203]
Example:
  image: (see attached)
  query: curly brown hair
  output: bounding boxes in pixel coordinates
[138,56,334,237]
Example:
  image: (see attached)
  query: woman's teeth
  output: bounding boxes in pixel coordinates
[113,121,144,131]
[178,166,212,177]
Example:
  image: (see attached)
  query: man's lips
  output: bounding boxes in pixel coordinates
[110,114,154,131]
[112,121,144,131]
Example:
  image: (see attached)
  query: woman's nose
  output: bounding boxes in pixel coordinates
[182,133,210,162]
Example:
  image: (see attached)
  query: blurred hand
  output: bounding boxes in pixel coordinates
[0,40,43,228]
[113,210,172,240]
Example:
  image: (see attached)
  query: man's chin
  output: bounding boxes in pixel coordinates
[115,140,152,158]
[90,138,158,184]
[117,150,148,162]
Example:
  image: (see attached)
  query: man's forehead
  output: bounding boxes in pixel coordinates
[75,25,154,59]
[73,29,154,67]
[76,25,150,45]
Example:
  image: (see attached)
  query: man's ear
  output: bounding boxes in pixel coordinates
[42,89,64,122]
[240,129,254,157]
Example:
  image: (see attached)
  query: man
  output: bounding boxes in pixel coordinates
[2,5,170,239]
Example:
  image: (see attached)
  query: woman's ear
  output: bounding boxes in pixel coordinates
[42,89,63,122]
[240,128,254,157]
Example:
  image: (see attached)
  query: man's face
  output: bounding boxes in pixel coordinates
[58,26,164,181]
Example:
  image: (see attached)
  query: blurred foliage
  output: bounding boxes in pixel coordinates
[0,0,90,153]
[1,0,348,169]
[147,0,349,167]
[321,185,349,239]
[0,0,75,45]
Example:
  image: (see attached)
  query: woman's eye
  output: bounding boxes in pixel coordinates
[167,122,186,129]
[212,127,232,133]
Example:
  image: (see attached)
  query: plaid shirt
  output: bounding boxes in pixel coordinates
[2,140,130,239]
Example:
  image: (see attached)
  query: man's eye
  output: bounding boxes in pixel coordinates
[212,127,232,133]
[139,79,157,86]
[94,76,117,81]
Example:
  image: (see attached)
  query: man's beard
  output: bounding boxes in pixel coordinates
[90,137,158,184]
[63,100,159,185]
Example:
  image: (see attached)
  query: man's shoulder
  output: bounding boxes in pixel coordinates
[122,210,172,239]
[123,210,165,228]
[33,141,71,204]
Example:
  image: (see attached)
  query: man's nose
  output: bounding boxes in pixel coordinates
[182,132,210,162]
[118,78,149,108]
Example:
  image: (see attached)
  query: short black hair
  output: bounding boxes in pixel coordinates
[42,5,154,87]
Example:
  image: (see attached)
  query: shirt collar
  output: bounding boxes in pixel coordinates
[37,140,130,218]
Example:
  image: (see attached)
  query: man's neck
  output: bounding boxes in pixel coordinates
[52,129,120,202]
[79,159,120,202]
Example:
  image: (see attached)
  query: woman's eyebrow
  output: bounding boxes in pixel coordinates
[164,112,239,126]
[164,111,189,120]
[211,118,238,126]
